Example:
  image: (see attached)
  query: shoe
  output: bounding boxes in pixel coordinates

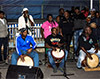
[77,67,82,69]
[58,67,64,72]
[53,68,57,73]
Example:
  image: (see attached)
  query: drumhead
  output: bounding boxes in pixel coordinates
[87,54,99,68]
[51,49,65,59]
[17,55,34,66]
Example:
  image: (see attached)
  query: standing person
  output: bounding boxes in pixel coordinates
[11,28,39,67]
[41,14,58,39]
[73,7,86,57]
[46,28,68,73]
[0,11,8,63]
[77,26,100,69]
[56,8,65,24]
[59,11,74,53]
[18,8,35,31]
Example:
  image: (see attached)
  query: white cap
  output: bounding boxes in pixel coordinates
[90,8,96,11]
[22,8,29,13]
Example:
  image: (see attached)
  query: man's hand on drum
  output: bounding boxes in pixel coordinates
[87,53,93,60]
[27,48,33,54]
[20,55,25,62]
[51,47,57,51]
[56,42,63,47]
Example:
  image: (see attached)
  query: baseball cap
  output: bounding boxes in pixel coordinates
[90,8,96,11]
[22,8,29,13]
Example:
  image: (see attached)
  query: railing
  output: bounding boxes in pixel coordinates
[8,24,45,48]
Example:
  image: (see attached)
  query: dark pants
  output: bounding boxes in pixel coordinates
[0,37,8,61]
[63,34,73,52]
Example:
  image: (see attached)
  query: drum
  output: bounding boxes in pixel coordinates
[17,55,34,66]
[87,54,99,68]
[82,54,99,68]
[51,48,65,60]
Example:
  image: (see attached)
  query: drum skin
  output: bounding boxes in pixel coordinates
[51,48,65,60]
[17,55,34,66]
[82,54,99,68]
[87,54,99,68]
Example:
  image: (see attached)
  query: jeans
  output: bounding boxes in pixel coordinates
[63,34,73,52]
[77,48,100,68]
[47,48,68,68]
[0,37,8,61]
[74,29,83,53]
[11,50,39,67]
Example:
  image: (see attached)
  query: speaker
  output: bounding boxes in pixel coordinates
[6,65,43,79]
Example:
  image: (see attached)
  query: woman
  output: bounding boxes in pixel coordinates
[41,14,58,39]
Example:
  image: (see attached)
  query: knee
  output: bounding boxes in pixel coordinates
[47,50,51,56]
[35,52,39,57]
[65,50,68,57]
[11,52,18,59]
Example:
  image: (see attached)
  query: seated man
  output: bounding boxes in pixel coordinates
[77,26,100,69]
[11,28,39,67]
[46,27,68,73]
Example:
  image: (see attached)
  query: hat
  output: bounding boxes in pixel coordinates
[22,8,29,13]
[20,28,27,33]
[90,8,96,11]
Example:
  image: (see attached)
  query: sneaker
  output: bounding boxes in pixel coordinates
[53,68,57,73]
[58,67,64,72]
[77,67,82,69]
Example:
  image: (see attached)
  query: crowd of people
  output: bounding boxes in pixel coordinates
[0,6,100,73]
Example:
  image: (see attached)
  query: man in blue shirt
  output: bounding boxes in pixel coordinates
[11,28,39,67]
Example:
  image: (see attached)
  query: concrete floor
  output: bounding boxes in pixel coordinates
[0,51,100,79]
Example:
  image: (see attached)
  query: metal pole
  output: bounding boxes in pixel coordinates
[99,0,100,11]
[90,0,93,9]
[41,4,44,19]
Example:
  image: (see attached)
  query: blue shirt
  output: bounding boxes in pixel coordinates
[16,34,36,56]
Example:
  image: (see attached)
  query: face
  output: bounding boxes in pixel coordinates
[22,30,27,37]
[23,10,29,17]
[96,13,100,18]
[64,12,69,18]
[0,13,4,19]
[56,16,60,23]
[60,9,64,14]
[75,9,79,14]
[48,16,53,22]
[90,11,95,15]
[52,28,57,36]
[85,27,92,35]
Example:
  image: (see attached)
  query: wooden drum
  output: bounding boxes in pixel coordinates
[51,48,65,61]
[17,55,34,66]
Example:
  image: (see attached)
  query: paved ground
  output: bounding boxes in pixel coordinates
[0,50,100,79]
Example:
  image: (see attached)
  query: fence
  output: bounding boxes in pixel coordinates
[8,24,45,48]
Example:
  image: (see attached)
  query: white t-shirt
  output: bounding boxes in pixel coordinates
[18,15,35,30]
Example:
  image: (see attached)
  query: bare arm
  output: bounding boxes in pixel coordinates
[81,47,92,59]
[40,28,44,39]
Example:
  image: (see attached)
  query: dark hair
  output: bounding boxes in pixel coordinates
[47,14,53,20]
[59,8,64,12]
[0,11,5,15]
[47,14,55,25]
[82,26,92,34]
[96,11,99,14]
[51,27,57,32]
[75,7,80,10]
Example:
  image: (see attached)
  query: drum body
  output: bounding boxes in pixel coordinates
[51,48,65,61]
[82,54,99,68]
[87,54,99,68]
[17,55,34,66]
